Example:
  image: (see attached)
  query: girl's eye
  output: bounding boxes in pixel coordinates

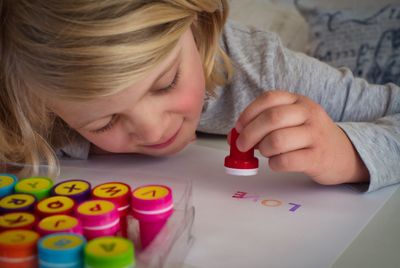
[155,69,181,94]
[91,115,118,134]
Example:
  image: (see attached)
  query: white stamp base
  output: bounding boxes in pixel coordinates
[225,167,258,176]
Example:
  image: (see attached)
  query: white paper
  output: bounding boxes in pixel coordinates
[61,144,398,268]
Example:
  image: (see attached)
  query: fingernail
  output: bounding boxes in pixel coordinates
[236,138,244,152]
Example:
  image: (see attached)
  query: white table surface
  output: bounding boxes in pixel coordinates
[194,133,400,268]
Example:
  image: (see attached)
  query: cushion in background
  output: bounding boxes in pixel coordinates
[229,0,309,53]
[295,0,400,85]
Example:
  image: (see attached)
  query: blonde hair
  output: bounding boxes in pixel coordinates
[0,0,232,176]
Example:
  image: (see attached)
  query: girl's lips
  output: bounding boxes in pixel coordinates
[144,129,180,149]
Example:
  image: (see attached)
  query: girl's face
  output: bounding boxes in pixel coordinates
[51,29,206,156]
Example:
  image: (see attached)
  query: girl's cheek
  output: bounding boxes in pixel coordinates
[83,131,126,153]
[173,84,205,115]
[173,65,205,115]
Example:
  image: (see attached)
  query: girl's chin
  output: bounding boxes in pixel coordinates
[140,131,195,156]
[100,131,196,156]
[141,142,189,157]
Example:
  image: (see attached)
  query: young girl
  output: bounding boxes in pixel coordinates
[1,0,399,192]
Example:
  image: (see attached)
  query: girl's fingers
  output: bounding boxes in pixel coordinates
[268,148,315,173]
[258,125,313,158]
[236,103,309,151]
[236,91,299,132]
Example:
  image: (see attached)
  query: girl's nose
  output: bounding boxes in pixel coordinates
[123,110,166,144]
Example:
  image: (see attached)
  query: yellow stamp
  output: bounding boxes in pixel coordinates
[42,234,84,250]
[0,229,39,245]
[15,177,52,192]
[0,175,16,188]
[38,215,79,231]
[53,180,90,196]
[86,237,131,256]
[133,186,169,200]
[93,183,129,198]
[37,196,74,214]
[77,200,115,216]
[0,194,35,209]
[0,212,35,228]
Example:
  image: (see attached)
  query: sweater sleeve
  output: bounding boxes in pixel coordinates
[337,116,400,192]
[272,34,400,192]
[199,21,400,192]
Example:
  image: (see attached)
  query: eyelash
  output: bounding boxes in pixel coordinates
[91,70,181,134]
[91,115,118,134]
[155,69,181,94]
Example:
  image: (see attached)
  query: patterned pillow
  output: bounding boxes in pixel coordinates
[229,0,309,52]
[295,0,400,85]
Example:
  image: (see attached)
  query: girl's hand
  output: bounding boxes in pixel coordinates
[234,90,370,185]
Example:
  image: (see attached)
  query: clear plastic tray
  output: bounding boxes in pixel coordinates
[1,160,195,268]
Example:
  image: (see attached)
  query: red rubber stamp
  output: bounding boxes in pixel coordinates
[224,128,259,176]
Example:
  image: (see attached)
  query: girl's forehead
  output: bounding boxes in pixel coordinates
[50,29,189,127]
[54,27,187,104]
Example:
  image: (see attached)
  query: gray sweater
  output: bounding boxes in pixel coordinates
[61,21,400,192]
